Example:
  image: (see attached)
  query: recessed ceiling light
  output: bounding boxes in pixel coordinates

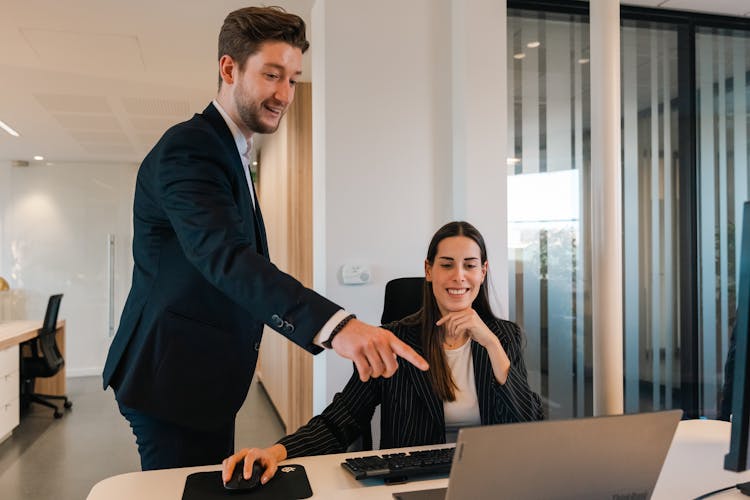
[513,53,526,60]
[0,119,20,137]
[578,58,590,64]
[527,41,541,48]
[33,155,44,161]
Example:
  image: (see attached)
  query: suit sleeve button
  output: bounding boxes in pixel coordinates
[271,314,283,328]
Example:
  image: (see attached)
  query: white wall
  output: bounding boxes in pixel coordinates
[0,160,136,376]
[311,0,508,415]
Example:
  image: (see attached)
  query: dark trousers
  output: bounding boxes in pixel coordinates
[118,401,235,471]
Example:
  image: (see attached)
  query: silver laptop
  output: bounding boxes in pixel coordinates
[393,409,682,500]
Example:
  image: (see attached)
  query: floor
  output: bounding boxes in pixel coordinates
[0,377,286,500]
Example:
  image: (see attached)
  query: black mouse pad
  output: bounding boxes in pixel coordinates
[181,465,312,500]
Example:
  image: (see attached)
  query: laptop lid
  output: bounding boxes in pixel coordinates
[394,409,681,500]
[445,409,682,500]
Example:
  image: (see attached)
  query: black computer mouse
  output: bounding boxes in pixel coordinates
[224,461,264,491]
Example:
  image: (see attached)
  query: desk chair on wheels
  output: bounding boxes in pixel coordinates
[351,277,425,452]
[20,294,72,418]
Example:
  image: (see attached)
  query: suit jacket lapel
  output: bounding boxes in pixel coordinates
[252,184,269,256]
[202,103,245,179]
[471,341,493,424]
[202,102,269,258]
[402,325,444,429]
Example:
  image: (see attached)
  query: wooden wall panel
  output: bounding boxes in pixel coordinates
[256,83,313,433]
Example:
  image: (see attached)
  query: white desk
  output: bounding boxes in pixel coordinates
[88,419,750,499]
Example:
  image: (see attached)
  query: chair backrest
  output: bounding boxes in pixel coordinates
[42,294,63,333]
[381,277,424,324]
[38,294,64,371]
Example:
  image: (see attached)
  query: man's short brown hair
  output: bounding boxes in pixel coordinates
[218,6,309,87]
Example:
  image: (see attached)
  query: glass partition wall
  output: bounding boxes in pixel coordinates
[508,3,750,419]
[507,11,592,419]
[621,22,681,414]
[696,27,750,418]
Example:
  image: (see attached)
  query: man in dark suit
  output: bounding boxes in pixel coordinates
[102,6,427,471]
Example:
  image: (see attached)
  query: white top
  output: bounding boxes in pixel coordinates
[443,340,481,442]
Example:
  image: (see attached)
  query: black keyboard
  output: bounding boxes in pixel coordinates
[341,446,455,483]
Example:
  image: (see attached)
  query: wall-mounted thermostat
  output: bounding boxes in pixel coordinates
[341,264,372,285]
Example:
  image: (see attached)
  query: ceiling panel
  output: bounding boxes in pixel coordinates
[34,94,112,114]
[121,98,191,117]
[68,131,132,145]
[21,28,145,76]
[53,114,123,131]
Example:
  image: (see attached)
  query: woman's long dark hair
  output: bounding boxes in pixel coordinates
[404,221,497,401]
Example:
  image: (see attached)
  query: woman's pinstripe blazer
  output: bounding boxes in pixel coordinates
[278,316,544,458]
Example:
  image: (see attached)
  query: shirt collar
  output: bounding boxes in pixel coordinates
[212,99,253,160]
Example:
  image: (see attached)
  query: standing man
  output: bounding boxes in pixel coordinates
[103,6,427,471]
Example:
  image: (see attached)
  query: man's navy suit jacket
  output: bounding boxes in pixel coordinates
[103,103,340,431]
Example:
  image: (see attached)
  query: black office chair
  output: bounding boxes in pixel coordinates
[20,294,72,418]
[348,277,425,452]
[380,277,425,324]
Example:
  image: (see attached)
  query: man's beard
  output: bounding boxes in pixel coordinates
[235,89,284,134]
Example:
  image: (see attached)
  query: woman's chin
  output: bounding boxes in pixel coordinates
[437,302,472,314]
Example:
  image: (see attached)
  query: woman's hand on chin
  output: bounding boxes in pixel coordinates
[436,308,496,348]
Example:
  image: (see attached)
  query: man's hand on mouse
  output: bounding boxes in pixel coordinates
[222,444,288,485]
[330,319,429,382]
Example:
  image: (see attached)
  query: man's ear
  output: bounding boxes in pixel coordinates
[218,55,236,85]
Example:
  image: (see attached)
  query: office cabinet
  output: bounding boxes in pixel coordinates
[0,344,20,441]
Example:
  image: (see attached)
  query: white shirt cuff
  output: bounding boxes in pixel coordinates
[313,309,352,348]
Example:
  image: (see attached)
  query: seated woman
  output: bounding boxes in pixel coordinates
[222,221,543,485]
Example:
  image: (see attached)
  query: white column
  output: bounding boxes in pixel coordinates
[590,0,624,415]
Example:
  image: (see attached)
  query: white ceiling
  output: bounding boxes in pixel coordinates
[0,0,747,165]
[0,0,314,165]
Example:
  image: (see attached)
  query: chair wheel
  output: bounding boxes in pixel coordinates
[64,401,72,409]
[53,411,63,419]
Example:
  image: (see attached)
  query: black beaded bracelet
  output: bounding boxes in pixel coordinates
[322,314,356,349]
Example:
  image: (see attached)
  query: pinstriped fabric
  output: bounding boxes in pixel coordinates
[278,318,543,459]
[476,319,545,423]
